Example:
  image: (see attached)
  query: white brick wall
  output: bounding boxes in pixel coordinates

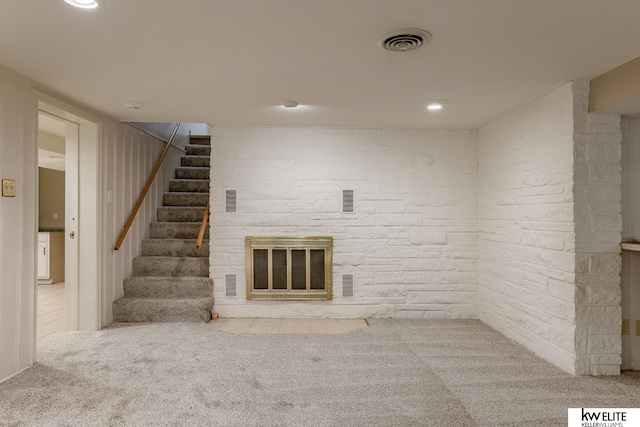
[208,84,623,375]
[209,128,479,318]
[478,81,622,375]
[572,81,622,375]
[478,82,578,374]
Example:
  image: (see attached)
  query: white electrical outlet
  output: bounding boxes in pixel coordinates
[53,213,58,220]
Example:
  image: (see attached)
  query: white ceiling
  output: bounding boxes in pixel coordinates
[3,0,640,129]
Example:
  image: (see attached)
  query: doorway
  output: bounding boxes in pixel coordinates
[35,96,101,356]
[36,112,68,346]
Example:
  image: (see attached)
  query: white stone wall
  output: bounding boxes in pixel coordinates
[478,82,578,373]
[478,81,623,375]
[209,128,478,318]
[572,82,622,375]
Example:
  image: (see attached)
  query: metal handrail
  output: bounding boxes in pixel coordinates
[126,122,186,153]
[114,123,181,250]
[195,199,210,250]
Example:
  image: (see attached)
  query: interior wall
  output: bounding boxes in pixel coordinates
[38,168,65,228]
[0,67,37,382]
[478,82,579,374]
[99,121,184,326]
[572,82,622,375]
[209,127,479,318]
[0,61,191,382]
[478,81,623,375]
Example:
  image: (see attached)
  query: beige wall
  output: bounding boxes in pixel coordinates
[0,63,187,382]
[99,120,184,326]
[0,66,37,382]
[38,168,65,228]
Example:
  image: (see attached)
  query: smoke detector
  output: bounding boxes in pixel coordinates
[379,28,432,52]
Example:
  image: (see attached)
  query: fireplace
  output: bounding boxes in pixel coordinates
[245,236,333,300]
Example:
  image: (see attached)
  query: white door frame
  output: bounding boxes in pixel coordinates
[36,93,101,336]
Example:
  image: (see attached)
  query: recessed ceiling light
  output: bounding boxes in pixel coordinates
[427,101,446,111]
[282,100,300,108]
[64,0,100,9]
[125,101,145,109]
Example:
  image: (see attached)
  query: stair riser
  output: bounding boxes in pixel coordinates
[190,136,211,145]
[169,180,209,193]
[113,298,214,323]
[157,207,206,222]
[149,223,209,239]
[133,257,209,277]
[176,167,210,179]
[181,156,210,167]
[141,239,210,257]
[185,145,211,156]
[123,277,213,298]
[163,193,209,207]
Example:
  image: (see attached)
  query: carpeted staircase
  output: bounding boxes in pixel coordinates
[113,135,214,323]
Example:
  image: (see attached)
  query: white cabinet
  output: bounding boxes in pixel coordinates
[37,232,64,284]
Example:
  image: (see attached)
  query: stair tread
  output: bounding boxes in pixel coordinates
[176,166,210,169]
[164,192,209,195]
[123,275,212,298]
[115,296,214,302]
[125,276,212,281]
[157,206,207,210]
[134,255,209,260]
[142,238,209,242]
[113,297,214,323]
[151,221,203,225]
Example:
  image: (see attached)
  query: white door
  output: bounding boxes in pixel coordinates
[64,120,79,331]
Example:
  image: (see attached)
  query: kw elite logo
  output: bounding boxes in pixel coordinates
[568,408,640,427]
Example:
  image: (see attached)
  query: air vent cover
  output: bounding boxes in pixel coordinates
[226,274,237,297]
[343,190,354,213]
[343,274,354,298]
[379,28,432,52]
[226,190,237,213]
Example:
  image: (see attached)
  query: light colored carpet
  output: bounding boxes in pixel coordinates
[1,319,639,426]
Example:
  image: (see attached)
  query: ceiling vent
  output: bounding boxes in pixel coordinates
[379,28,432,52]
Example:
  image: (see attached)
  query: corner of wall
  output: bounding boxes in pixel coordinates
[572,80,623,375]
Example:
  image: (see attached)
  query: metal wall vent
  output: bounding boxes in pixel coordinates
[379,28,432,52]
[343,274,354,298]
[226,274,237,297]
[226,189,237,213]
[343,190,354,213]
